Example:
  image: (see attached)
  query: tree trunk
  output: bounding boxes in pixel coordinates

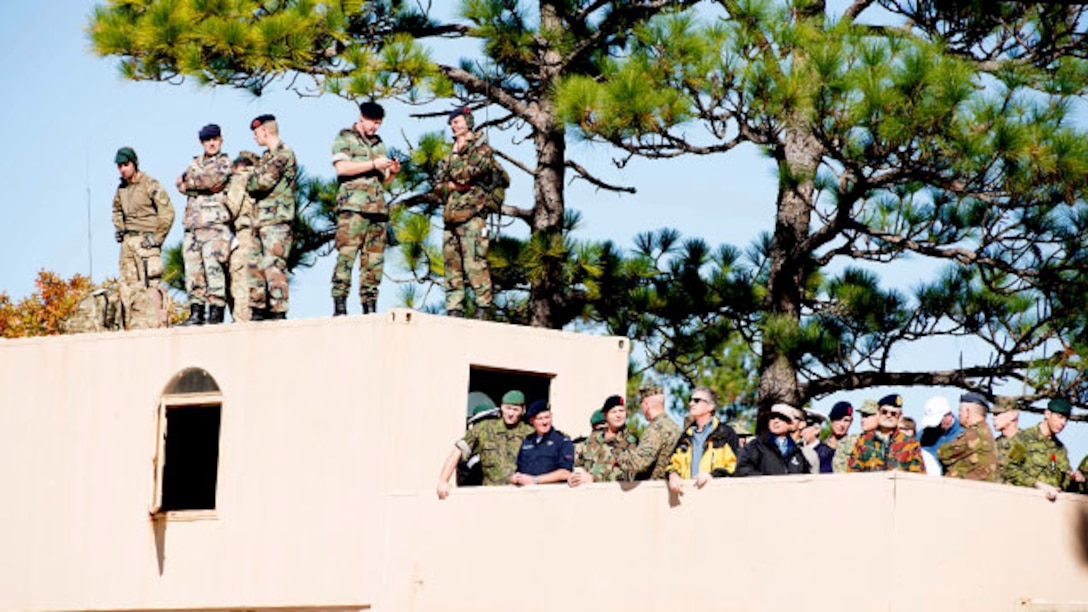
[526,1,567,329]
[757,115,821,409]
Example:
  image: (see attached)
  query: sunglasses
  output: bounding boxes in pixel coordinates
[879,408,902,417]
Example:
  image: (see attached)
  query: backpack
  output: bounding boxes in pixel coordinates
[485,160,510,214]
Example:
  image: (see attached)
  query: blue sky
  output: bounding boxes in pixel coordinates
[0,1,1084,467]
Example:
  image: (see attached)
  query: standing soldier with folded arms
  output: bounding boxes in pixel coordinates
[435,107,499,319]
[225,151,259,322]
[246,114,297,321]
[177,124,233,326]
[330,101,400,316]
[112,146,174,330]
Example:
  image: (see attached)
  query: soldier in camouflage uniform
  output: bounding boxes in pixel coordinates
[330,102,400,316]
[569,395,639,486]
[847,394,926,473]
[246,114,297,320]
[437,390,534,499]
[435,107,499,319]
[991,400,1020,484]
[225,151,260,322]
[111,147,175,330]
[1005,399,1085,500]
[177,124,233,326]
[615,385,683,480]
[832,399,877,473]
[937,392,998,482]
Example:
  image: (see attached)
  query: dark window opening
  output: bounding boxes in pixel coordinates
[466,366,553,419]
[458,366,554,487]
[160,405,221,512]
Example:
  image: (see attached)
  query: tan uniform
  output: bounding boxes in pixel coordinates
[112,172,174,329]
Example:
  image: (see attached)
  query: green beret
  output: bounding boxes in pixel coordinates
[472,404,493,417]
[1047,399,1072,416]
[114,146,137,165]
[590,410,605,427]
[501,390,525,406]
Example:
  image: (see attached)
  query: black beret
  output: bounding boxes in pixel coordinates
[250,114,276,130]
[959,391,990,411]
[829,401,853,421]
[198,123,221,141]
[878,394,903,409]
[600,394,624,412]
[525,399,550,419]
[448,106,473,125]
[358,101,385,119]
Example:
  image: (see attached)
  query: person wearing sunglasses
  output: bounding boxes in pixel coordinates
[847,394,925,473]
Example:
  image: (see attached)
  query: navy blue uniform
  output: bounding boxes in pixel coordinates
[516,428,575,476]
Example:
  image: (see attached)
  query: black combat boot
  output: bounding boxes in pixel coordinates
[250,307,267,321]
[362,298,377,314]
[333,296,347,317]
[266,311,287,320]
[179,303,206,326]
[472,306,488,321]
[207,305,225,325]
[447,309,464,318]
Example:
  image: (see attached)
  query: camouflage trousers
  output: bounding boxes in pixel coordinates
[248,223,292,314]
[331,211,386,302]
[227,228,255,322]
[443,216,492,313]
[183,225,232,307]
[118,234,167,330]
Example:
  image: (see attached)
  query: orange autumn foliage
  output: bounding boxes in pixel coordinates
[0,271,92,338]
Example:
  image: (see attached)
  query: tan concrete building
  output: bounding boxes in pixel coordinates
[1,311,1086,611]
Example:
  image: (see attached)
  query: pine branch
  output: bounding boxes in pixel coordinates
[564,159,636,194]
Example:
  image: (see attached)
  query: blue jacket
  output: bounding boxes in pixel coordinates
[516,428,575,476]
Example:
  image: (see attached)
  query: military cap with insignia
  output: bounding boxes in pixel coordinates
[250,113,276,130]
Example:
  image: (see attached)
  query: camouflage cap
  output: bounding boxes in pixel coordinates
[638,384,664,401]
[858,399,879,416]
[1047,399,1072,417]
[114,146,137,165]
[728,420,753,437]
[233,150,260,166]
[991,396,1019,415]
[501,390,525,406]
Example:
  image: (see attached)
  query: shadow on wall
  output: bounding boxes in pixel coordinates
[1078,504,1088,567]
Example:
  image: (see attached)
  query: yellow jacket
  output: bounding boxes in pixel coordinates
[666,416,738,479]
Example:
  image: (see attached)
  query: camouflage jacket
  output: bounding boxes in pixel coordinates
[247,142,297,227]
[226,169,256,232]
[615,413,682,480]
[848,430,926,473]
[112,172,174,245]
[436,133,498,225]
[332,128,389,216]
[456,419,534,486]
[994,433,1017,483]
[179,152,232,230]
[1071,455,1088,494]
[1004,424,1070,489]
[576,428,639,482]
[937,421,998,482]
[831,434,858,474]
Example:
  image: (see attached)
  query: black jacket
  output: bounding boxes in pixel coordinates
[735,433,811,476]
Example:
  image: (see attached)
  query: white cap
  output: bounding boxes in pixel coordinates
[921,396,952,428]
[769,403,796,422]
